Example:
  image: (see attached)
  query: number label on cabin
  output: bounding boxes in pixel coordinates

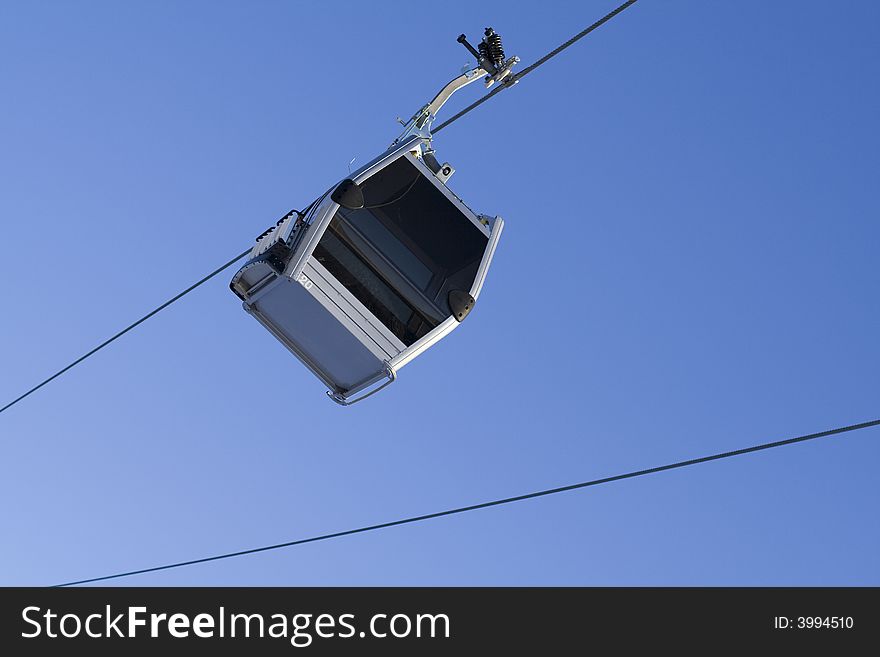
[297,273,313,290]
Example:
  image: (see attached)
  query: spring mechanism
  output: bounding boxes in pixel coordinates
[481,27,505,68]
[478,40,489,63]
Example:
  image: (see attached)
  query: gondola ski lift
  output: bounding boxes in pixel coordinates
[230,28,518,405]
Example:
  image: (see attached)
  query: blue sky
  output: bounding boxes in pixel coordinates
[1,0,878,586]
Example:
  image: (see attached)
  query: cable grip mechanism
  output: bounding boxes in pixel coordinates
[393,27,518,145]
[457,27,519,88]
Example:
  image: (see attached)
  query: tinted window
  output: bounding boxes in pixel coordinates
[314,224,434,346]
[349,157,488,297]
[316,155,489,345]
[337,207,434,290]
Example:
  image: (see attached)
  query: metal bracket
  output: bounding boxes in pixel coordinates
[392,66,486,145]
[326,364,397,406]
[484,55,520,88]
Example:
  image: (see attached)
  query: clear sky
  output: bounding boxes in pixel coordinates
[1,0,878,586]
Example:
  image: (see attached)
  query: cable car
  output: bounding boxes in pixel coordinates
[231,29,517,404]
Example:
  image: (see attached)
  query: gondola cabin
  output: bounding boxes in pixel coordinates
[231,136,503,404]
[231,27,515,404]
